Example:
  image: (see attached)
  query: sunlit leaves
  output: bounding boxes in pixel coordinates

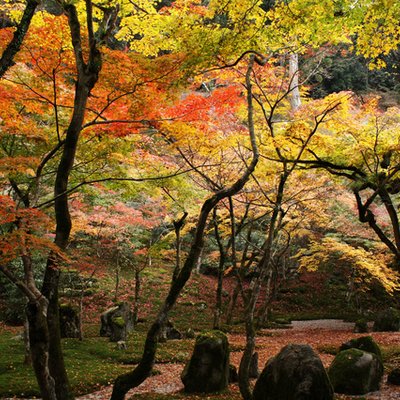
[296,236,400,293]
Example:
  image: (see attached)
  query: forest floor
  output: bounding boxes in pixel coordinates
[75,320,400,400]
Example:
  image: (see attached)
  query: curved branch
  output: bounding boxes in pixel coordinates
[0,0,39,78]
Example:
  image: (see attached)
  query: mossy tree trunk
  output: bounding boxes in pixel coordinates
[110,55,260,400]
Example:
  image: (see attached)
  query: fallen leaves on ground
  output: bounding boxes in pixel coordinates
[77,321,400,400]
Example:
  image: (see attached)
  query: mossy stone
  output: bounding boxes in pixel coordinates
[340,336,382,362]
[59,303,79,338]
[181,330,230,393]
[373,308,400,332]
[354,319,369,333]
[112,316,126,328]
[328,348,383,395]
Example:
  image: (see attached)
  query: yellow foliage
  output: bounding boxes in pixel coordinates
[296,237,400,293]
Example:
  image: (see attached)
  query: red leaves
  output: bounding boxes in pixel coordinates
[0,196,59,264]
[167,84,244,122]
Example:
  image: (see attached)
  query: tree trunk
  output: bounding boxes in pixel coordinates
[39,4,102,398]
[172,212,188,282]
[226,281,240,325]
[23,316,32,365]
[42,263,72,400]
[213,207,226,330]
[114,254,120,303]
[288,52,301,111]
[238,173,288,400]
[256,268,273,328]
[0,0,39,78]
[26,297,57,400]
[133,268,141,324]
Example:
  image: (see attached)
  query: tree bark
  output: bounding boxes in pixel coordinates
[0,0,39,78]
[40,2,102,399]
[288,52,301,111]
[26,297,57,400]
[172,212,188,282]
[133,268,141,325]
[212,207,226,330]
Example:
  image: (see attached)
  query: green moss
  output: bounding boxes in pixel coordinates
[328,348,383,395]
[112,316,126,328]
[340,336,382,362]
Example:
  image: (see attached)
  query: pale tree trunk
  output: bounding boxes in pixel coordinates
[289,52,301,111]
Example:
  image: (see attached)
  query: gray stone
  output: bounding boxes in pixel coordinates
[100,302,134,342]
[253,344,334,400]
[159,319,182,342]
[181,330,230,393]
[328,348,383,395]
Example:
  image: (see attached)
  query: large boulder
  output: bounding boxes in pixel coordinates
[339,336,382,362]
[181,330,230,393]
[328,348,383,395]
[373,308,400,332]
[253,344,333,400]
[59,304,80,338]
[100,302,134,342]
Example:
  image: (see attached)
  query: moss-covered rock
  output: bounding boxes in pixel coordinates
[373,308,400,332]
[354,319,369,333]
[328,348,383,395]
[100,302,134,342]
[181,330,230,393]
[339,336,382,362]
[112,316,126,328]
[253,344,333,400]
[59,303,79,338]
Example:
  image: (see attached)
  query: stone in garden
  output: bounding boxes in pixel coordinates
[159,319,182,342]
[373,308,400,332]
[100,302,134,342]
[181,330,230,393]
[253,344,333,400]
[387,368,400,385]
[354,319,369,333]
[59,303,80,338]
[328,348,383,395]
[340,336,382,361]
